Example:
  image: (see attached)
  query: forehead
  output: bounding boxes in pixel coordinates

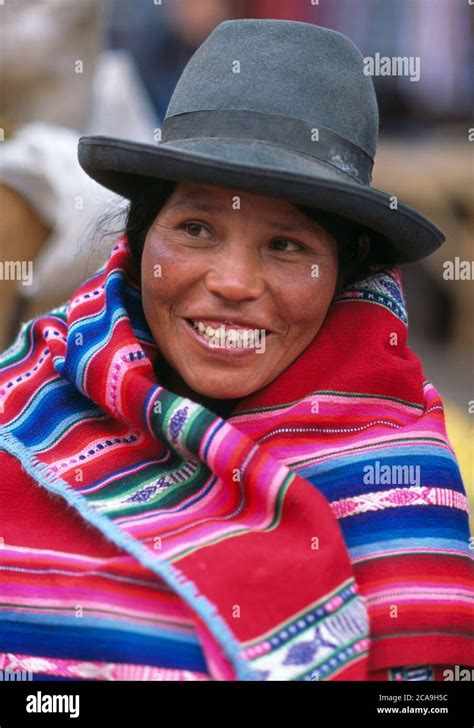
[170,181,274,203]
[165,181,319,229]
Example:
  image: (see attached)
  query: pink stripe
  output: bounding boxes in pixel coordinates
[0,652,209,681]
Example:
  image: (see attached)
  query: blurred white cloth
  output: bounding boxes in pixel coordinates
[0,50,158,302]
[0,122,123,300]
[1,0,101,132]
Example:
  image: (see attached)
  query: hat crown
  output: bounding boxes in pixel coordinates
[166,19,379,160]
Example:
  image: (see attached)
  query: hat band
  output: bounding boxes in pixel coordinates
[161,109,373,185]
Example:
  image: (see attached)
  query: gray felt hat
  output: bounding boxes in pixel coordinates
[78,19,445,263]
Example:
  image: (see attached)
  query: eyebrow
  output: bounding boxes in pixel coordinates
[166,199,319,235]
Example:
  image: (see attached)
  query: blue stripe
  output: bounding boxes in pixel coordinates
[59,271,127,386]
[0,611,201,645]
[348,537,472,560]
[300,451,464,501]
[339,507,470,548]
[202,418,227,459]
[0,620,208,671]
[31,674,88,681]
[9,382,102,448]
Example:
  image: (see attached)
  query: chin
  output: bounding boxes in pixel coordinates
[197,385,255,400]
[186,375,261,401]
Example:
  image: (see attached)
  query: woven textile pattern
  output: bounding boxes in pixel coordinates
[0,236,472,681]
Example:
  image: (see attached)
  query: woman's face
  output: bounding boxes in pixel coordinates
[141,181,339,400]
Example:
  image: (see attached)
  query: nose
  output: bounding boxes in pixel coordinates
[204,243,266,301]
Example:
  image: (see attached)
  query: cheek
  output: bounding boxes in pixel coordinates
[141,236,199,317]
[275,266,337,335]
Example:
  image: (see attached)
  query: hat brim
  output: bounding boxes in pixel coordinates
[78,135,445,263]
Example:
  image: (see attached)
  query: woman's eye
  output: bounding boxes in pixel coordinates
[182,222,209,238]
[270,238,304,253]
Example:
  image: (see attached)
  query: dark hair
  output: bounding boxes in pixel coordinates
[125,177,177,265]
[125,178,394,295]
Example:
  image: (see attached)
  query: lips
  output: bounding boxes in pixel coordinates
[182,317,267,357]
[192,318,266,344]
[184,317,271,332]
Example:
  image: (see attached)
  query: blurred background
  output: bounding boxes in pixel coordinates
[0,0,472,518]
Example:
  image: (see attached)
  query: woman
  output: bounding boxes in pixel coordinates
[0,19,472,682]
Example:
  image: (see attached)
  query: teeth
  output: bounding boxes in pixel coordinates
[191,319,263,346]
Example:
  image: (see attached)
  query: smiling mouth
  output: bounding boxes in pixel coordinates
[184,318,269,351]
